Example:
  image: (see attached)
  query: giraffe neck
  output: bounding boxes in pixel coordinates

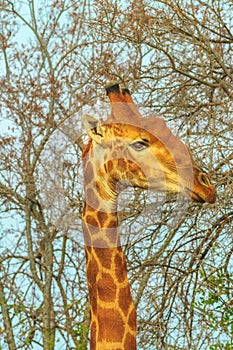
[82,153,137,350]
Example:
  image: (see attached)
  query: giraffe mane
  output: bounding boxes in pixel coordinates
[82,138,93,160]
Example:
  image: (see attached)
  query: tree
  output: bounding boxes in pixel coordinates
[0,0,232,349]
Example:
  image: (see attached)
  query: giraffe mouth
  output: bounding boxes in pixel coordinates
[185,189,205,203]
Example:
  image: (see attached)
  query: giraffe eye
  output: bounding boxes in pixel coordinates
[130,141,148,152]
[199,173,211,187]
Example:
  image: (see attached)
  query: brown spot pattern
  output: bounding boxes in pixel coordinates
[86,256,98,286]
[90,321,97,349]
[98,308,125,342]
[86,215,99,227]
[97,211,109,226]
[93,248,113,269]
[119,286,133,315]
[114,252,127,283]
[128,308,137,330]
[97,273,116,302]
[124,332,136,350]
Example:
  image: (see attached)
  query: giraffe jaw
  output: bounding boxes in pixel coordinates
[188,190,205,203]
[185,188,215,204]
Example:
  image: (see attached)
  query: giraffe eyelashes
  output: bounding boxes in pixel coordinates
[130,140,149,152]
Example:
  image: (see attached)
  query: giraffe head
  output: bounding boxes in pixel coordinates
[82,84,216,205]
[82,115,215,205]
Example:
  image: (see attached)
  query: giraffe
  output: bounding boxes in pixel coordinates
[82,82,216,350]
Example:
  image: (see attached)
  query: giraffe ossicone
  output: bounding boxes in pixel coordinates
[82,82,216,350]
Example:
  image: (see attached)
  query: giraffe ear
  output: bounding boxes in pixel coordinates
[82,114,104,144]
